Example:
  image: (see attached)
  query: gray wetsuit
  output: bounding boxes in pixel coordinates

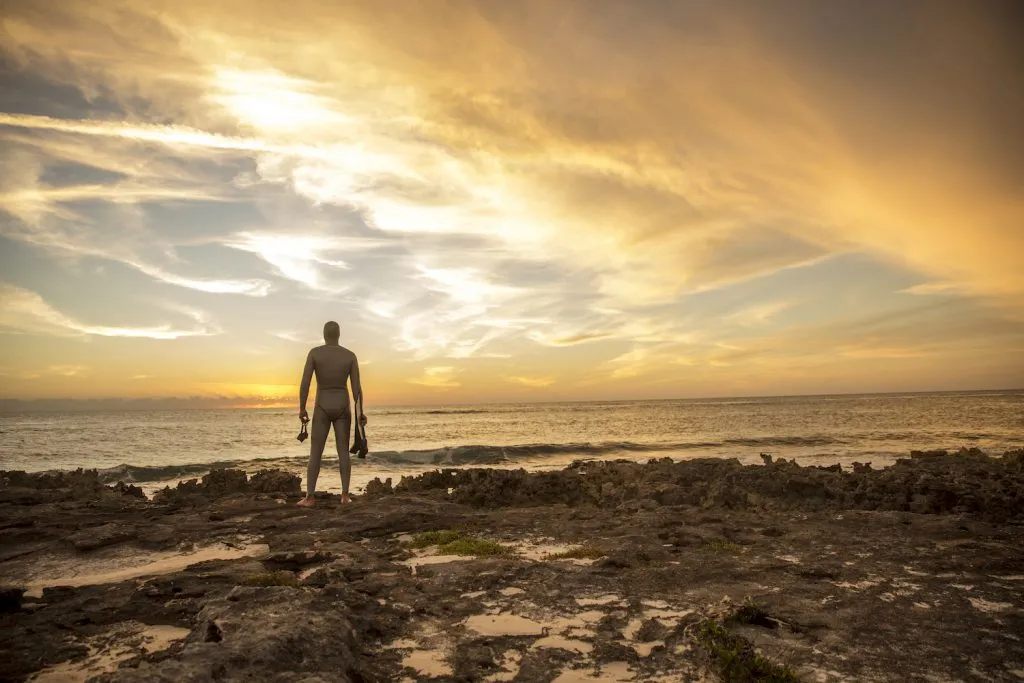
[299,343,362,496]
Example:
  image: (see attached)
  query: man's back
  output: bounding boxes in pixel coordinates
[307,344,360,393]
[298,321,365,507]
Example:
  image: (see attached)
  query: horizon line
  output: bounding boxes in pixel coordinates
[0,387,1019,412]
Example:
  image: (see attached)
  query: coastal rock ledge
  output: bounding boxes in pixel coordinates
[1,449,1022,682]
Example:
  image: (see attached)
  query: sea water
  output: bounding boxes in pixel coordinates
[0,391,1020,495]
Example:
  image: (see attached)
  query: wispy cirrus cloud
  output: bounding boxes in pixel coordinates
[900,282,966,297]
[0,0,1021,400]
[0,183,230,207]
[725,300,794,327]
[409,366,460,389]
[0,113,279,155]
[0,364,91,379]
[129,260,271,296]
[223,232,388,291]
[528,331,613,347]
[507,375,554,388]
[0,145,273,297]
[0,284,220,339]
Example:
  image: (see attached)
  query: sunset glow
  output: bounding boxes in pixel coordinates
[1,1,1021,406]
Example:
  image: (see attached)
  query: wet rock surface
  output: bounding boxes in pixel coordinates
[0,451,1021,682]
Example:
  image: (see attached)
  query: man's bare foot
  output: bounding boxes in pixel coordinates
[341,493,351,505]
[297,496,316,508]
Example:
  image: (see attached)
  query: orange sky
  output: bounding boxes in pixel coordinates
[0,0,1022,405]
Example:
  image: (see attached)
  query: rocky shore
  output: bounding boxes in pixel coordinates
[1,449,1022,682]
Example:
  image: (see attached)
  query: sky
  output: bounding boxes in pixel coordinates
[0,0,1022,406]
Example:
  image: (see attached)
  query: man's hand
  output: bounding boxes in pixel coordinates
[359,414,368,427]
[299,408,309,423]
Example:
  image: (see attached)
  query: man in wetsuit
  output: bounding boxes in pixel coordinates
[298,321,366,507]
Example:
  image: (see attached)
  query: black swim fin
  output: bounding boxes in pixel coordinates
[350,395,368,458]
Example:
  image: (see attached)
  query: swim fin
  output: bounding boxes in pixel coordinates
[349,395,368,458]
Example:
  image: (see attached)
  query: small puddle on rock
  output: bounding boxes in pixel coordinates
[549,610,605,632]
[384,628,454,678]
[465,614,546,637]
[576,594,622,606]
[623,617,645,641]
[401,549,474,575]
[20,540,269,598]
[553,661,634,682]
[29,621,190,682]
[533,634,593,654]
[510,540,583,561]
[641,599,669,609]
[401,649,452,678]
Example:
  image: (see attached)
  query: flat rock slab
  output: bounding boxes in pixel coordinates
[0,455,1021,682]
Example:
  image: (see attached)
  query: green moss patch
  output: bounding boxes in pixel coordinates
[702,538,745,554]
[696,619,799,682]
[547,545,607,560]
[406,530,465,548]
[405,530,511,557]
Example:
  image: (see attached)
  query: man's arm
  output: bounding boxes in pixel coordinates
[299,350,314,421]
[350,355,366,424]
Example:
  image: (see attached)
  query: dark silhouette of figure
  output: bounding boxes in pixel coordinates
[298,321,366,506]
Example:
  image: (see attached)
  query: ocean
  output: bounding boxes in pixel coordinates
[1,391,1020,496]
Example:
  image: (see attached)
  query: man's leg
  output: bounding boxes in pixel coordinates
[299,406,331,507]
[333,411,353,503]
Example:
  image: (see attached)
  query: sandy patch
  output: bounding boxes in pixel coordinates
[552,662,635,682]
[20,540,268,598]
[575,594,622,606]
[464,614,546,637]
[401,649,452,677]
[533,634,594,654]
[29,622,189,682]
[401,548,474,575]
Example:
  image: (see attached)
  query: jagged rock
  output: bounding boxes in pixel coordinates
[200,469,249,497]
[112,482,146,499]
[153,468,301,505]
[0,468,113,501]
[249,469,300,494]
[911,449,948,458]
[364,477,393,497]
[369,451,1024,522]
[0,451,1022,682]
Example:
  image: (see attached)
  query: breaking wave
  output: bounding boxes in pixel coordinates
[96,457,296,484]
[93,435,857,483]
